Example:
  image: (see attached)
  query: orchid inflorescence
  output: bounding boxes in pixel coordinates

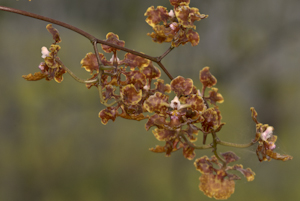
[2,0,293,199]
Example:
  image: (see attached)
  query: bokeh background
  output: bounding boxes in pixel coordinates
[0,0,299,200]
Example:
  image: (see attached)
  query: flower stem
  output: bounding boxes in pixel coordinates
[157,46,174,61]
[217,140,256,148]
[56,58,98,84]
[0,6,174,80]
[211,130,227,166]
[180,134,212,149]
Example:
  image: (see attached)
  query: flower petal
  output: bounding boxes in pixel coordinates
[221,151,240,164]
[144,6,171,27]
[120,53,150,70]
[22,72,47,81]
[170,76,193,96]
[199,67,217,88]
[121,84,142,105]
[98,107,117,125]
[101,32,125,53]
[199,174,235,200]
[46,24,61,44]
[143,92,169,113]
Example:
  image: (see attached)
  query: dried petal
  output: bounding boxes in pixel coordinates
[22,72,47,81]
[98,107,117,125]
[250,107,259,124]
[231,164,255,182]
[266,150,293,161]
[149,145,166,153]
[194,156,215,174]
[46,24,61,44]
[221,151,240,164]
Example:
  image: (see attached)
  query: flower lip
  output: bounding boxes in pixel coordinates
[170,96,181,110]
[168,10,175,18]
[261,126,274,141]
[41,46,49,59]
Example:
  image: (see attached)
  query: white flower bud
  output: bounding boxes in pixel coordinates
[41,46,49,59]
[169,10,175,18]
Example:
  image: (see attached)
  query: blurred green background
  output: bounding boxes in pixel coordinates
[0,0,299,200]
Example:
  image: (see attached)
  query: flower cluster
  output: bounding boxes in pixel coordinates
[18,0,293,199]
[194,152,255,199]
[80,32,172,123]
[22,24,66,83]
[251,107,293,162]
[144,0,208,47]
[144,67,224,159]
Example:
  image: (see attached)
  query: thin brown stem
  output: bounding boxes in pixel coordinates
[217,140,257,148]
[157,46,175,62]
[157,62,174,80]
[0,6,96,41]
[0,6,174,80]
[56,58,98,84]
[211,130,226,166]
[180,133,212,149]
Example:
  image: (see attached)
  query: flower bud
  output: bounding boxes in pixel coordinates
[41,46,49,59]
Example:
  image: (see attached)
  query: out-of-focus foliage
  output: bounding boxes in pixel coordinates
[0,0,299,200]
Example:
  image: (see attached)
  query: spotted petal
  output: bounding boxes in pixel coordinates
[46,24,61,44]
[120,53,150,70]
[101,32,125,53]
[170,76,193,96]
[121,84,142,105]
[144,6,171,27]
[98,107,117,125]
[143,92,169,113]
[199,67,217,88]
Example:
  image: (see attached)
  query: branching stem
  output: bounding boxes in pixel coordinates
[180,133,212,149]
[0,6,174,80]
[211,130,227,166]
